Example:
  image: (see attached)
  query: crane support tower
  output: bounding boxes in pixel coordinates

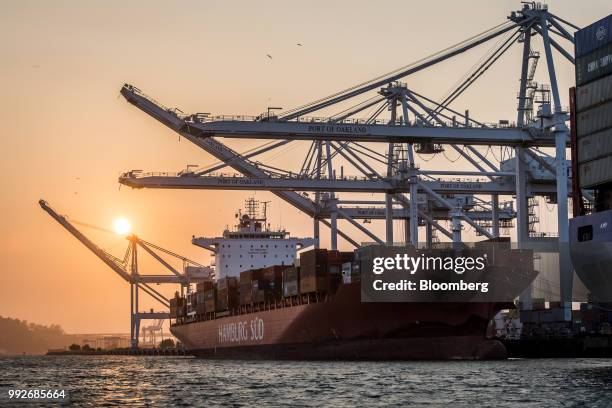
[39,200,212,348]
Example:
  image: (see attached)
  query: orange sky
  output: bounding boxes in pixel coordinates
[0,0,609,333]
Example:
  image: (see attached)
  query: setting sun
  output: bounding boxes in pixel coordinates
[112,217,132,235]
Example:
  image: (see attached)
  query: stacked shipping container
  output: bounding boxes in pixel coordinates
[282,266,299,297]
[299,249,354,294]
[171,248,356,320]
[575,15,612,191]
[239,265,288,305]
[216,277,239,311]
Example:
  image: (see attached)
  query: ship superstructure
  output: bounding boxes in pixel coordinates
[193,198,317,279]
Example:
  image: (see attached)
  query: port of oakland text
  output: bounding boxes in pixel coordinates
[307,124,367,134]
[218,317,264,344]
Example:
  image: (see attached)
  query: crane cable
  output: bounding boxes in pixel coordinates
[280,20,515,117]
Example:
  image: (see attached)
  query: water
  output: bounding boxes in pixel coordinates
[0,356,611,407]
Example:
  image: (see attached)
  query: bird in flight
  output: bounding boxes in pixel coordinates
[297,43,303,47]
[266,54,273,59]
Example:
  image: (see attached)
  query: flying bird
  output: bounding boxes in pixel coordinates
[266,54,273,59]
[297,43,303,46]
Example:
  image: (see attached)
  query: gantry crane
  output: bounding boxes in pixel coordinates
[141,319,165,348]
[116,3,582,313]
[39,200,211,347]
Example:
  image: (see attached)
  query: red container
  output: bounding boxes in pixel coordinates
[300,248,329,268]
[239,269,265,305]
[262,265,284,301]
[240,269,264,285]
[216,277,239,311]
[204,289,217,312]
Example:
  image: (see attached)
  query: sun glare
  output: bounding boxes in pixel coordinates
[113,217,132,235]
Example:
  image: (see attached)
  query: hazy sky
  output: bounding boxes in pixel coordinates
[1,0,610,333]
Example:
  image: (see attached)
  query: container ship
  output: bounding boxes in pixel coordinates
[169,199,535,360]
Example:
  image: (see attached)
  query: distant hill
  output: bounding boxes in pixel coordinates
[0,316,70,355]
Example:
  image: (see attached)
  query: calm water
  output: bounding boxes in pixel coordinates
[0,356,611,407]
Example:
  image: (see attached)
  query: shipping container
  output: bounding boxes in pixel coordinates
[300,248,329,267]
[195,303,206,315]
[283,280,299,297]
[216,277,239,311]
[576,74,612,112]
[576,42,612,86]
[283,266,299,297]
[262,265,284,300]
[240,269,264,285]
[239,269,264,305]
[579,155,612,188]
[299,248,330,294]
[341,251,355,264]
[576,100,612,137]
[577,128,612,163]
[239,283,253,305]
[575,14,612,59]
[299,275,330,294]
[217,276,238,291]
[252,281,265,303]
[327,250,341,265]
[196,281,214,293]
[342,262,353,284]
[204,289,217,312]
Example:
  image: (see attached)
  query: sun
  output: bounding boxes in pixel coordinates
[113,217,132,235]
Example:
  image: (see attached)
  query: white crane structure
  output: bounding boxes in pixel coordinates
[117,4,587,316]
[141,318,165,348]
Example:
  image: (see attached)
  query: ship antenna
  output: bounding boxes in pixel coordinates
[262,201,270,222]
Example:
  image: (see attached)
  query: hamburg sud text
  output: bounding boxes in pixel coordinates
[359,245,515,302]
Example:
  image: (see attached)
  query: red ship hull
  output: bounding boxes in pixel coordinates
[171,283,509,360]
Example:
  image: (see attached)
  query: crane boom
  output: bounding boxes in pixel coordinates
[39,199,133,282]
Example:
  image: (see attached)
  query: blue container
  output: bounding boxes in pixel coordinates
[575,42,612,86]
[575,14,612,58]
